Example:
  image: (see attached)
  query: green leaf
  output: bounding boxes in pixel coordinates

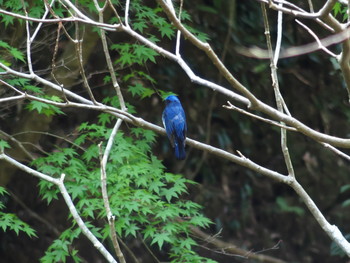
[161,188,178,203]
[26,100,64,116]
[0,140,10,151]
[29,6,45,18]
[98,113,114,125]
[125,223,139,237]
[155,205,178,220]
[151,232,172,249]
[128,83,146,97]
[276,197,305,216]
[0,186,9,196]
[179,237,197,250]
[340,184,350,193]
[143,225,157,239]
[0,40,10,49]
[1,14,15,27]
[189,214,213,228]
[333,2,342,17]
[342,199,350,208]
[0,212,37,238]
[133,45,158,63]
[159,23,175,39]
[9,47,26,62]
[134,20,149,32]
[23,85,44,94]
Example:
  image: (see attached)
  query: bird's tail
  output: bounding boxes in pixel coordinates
[174,141,186,160]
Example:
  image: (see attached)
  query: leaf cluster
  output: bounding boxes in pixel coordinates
[32,116,214,262]
[0,186,37,238]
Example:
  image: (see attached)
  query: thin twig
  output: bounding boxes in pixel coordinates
[321,142,350,162]
[98,118,126,263]
[20,0,34,75]
[95,0,126,110]
[0,130,34,161]
[176,0,183,55]
[261,3,295,177]
[295,19,338,58]
[8,190,60,236]
[75,25,98,103]
[190,226,286,263]
[223,101,297,131]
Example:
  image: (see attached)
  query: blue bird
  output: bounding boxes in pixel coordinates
[162,95,187,160]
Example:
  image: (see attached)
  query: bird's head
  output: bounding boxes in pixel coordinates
[164,95,180,104]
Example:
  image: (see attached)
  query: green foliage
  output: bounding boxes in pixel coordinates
[32,117,214,262]
[276,196,305,216]
[333,2,348,21]
[1,76,62,117]
[0,186,37,238]
[122,71,157,98]
[111,43,159,67]
[40,227,82,263]
[0,40,25,62]
[108,0,209,101]
[0,139,11,151]
[26,98,64,117]
[0,212,37,237]
[130,1,175,38]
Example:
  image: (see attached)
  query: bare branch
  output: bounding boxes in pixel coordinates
[0,130,34,161]
[0,153,118,263]
[156,0,259,107]
[296,19,338,58]
[96,1,126,110]
[190,226,286,263]
[58,173,118,263]
[257,0,338,19]
[261,3,295,177]
[321,142,350,162]
[223,101,297,131]
[98,118,125,263]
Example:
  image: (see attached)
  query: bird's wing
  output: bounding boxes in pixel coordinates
[162,108,176,147]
